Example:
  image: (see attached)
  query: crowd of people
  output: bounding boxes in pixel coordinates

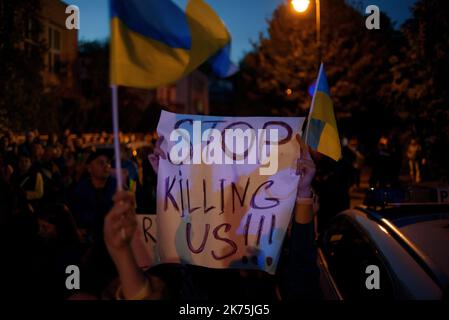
[0,128,323,300]
[0,129,159,299]
[0,127,429,300]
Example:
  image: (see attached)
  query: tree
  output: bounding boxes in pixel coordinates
[75,40,111,132]
[388,0,449,179]
[73,40,154,133]
[0,0,46,130]
[238,0,399,144]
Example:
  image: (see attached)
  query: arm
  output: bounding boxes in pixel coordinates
[283,136,321,299]
[106,136,165,299]
[285,212,321,299]
[104,191,160,299]
[148,136,165,174]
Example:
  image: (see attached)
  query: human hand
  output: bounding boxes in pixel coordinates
[147,136,166,174]
[296,135,316,198]
[104,191,137,259]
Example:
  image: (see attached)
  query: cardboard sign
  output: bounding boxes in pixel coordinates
[136,111,304,274]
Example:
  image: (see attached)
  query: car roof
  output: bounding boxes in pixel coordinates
[400,218,449,285]
[370,204,449,227]
[354,205,449,293]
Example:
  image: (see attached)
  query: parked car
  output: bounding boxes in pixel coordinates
[318,186,449,300]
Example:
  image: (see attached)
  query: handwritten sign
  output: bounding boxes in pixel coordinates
[138,111,304,274]
[132,214,159,269]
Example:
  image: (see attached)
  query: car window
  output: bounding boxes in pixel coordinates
[320,216,394,300]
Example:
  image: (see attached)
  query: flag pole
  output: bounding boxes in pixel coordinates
[304,62,324,146]
[111,84,123,191]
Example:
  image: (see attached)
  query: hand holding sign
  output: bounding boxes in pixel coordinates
[148,136,166,174]
[294,135,318,224]
[296,134,316,198]
[148,111,305,274]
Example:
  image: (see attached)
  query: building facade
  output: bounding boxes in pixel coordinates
[156,70,210,115]
[41,0,208,115]
[40,0,78,97]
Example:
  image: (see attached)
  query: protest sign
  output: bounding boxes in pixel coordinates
[136,111,304,274]
[132,214,159,269]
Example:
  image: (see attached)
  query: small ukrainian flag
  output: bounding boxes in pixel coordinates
[110,0,236,89]
[305,63,341,161]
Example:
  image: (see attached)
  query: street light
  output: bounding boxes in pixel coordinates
[291,0,310,13]
[290,0,321,65]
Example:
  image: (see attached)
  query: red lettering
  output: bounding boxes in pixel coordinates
[203,179,215,213]
[186,223,209,254]
[186,179,200,214]
[164,176,179,212]
[211,223,238,260]
[231,177,250,213]
[251,180,280,210]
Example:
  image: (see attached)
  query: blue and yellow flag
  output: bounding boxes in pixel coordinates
[305,63,341,161]
[110,0,236,89]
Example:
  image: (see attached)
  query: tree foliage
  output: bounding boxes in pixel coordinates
[0,0,46,130]
[67,40,157,133]
[388,0,449,178]
[238,0,449,179]
[239,1,397,123]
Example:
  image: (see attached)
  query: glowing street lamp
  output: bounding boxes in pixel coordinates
[291,0,311,13]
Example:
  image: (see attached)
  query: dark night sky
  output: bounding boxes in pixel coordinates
[68,0,417,62]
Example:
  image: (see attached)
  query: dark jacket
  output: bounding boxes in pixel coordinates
[281,222,322,299]
[69,176,116,242]
[68,176,118,295]
[145,221,321,301]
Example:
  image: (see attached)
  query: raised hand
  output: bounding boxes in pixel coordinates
[104,191,137,258]
[296,134,316,198]
[148,136,166,174]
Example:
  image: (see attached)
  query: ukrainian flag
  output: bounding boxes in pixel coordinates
[305,63,341,161]
[110,0,236,89]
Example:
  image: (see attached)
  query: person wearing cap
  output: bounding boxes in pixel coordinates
[69,150,117,242]
[68,149,121,295]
